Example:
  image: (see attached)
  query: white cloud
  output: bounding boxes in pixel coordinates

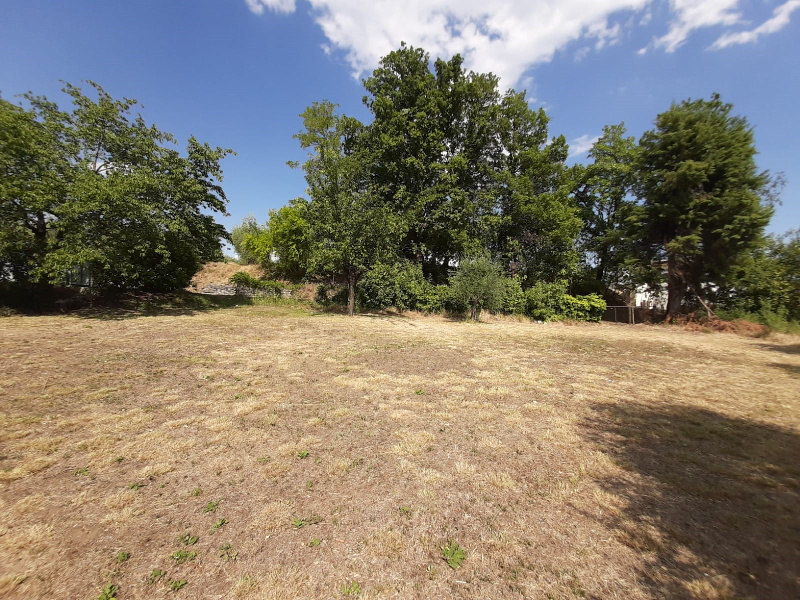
[711,0,800,49]
[246,0,800,88]
[654,0,742,53]
[246,0,296,15]
[569,134,600,158]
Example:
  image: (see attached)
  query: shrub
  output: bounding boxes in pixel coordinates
[358,262,424,310]
[228,272,282,296]
[524,281,567,321]
[449,257,504,320]
[560,293,606,322]
[500,277,525,314]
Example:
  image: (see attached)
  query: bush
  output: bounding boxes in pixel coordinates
[524,281,567,321]
[449,257,504,320]
[560,293,607,322]
[228,272,282,296]
[358,262,424,310]
[500,277,525,314]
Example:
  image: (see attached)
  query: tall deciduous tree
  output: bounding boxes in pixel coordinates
[0,82,233,291]
[636,94,774,320]
[294,101,401,316]
[575,123,640,294]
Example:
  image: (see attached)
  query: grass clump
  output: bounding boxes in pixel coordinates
[147,569,167,585]
[114,551,130,563]
[97,583,118,600]
[203,500,221,513]
[442,539,466,569]
[170,550,197,564]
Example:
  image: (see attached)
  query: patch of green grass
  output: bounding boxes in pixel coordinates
[97,582,118,600]
[128,482,144,490]
[292,518,307,529]
[168,579,187,592]
[257,456,271,464]
[210,518,228,533]
[306,480,314,490]
[190,487,202,496]
[147,569,167,585]
[340,581,361,596]
[415,389,425,395]
[179,533,199,546]
[297,450,309,459]
[114,456,124,463]
[203,500,221,513]
[399,506,412,517]
[114,551,130,563]
[219,543,238,561]
[73,467,89,476]
[170,550,197,564]
[442,539,466,569]
[308,538,322,547]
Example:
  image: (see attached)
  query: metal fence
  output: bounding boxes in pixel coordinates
[604,305,662,324]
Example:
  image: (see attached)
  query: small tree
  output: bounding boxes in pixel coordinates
[449,257,504,321]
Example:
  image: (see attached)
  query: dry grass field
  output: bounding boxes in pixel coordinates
[1,303,799,599]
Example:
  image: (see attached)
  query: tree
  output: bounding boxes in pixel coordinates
[574,123,640,294]
[636,94,774,320]
[294,101,402,316]
[0,82,233,291]
[449,256,504,320]
[230,215,264,265]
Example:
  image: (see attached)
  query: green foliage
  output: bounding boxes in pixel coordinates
[636,94,774,318]
[500,277,525,314]
[449,257,504,320]
[559,294,607,322]
[147,569,167,585]
[0,82,233,291]
[442,539,466,569]
[228,272,282,296]
[170,550,196,564]
[203,500,221,513]
[524,281,568,321]
[230,215,264,265]
[115,551,130,563]
[219,544,238,561]
[97,583,118,600]
[340,581,361,596]
[358,261,434,311]
[168,579,187,592]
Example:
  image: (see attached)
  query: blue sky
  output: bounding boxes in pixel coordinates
[1,0,798,238]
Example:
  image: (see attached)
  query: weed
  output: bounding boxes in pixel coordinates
[114,457,124,463]
[415,389,425,395]
[170,550,197,564]
[308,538,322,547]
[257,456,271,464]
[399,506,412,517]
[203,500,221,513]
[73,467,89,476]
[210,518,228,533]
[219,543,238,561]
[169,579,187,592]
[340,581,361,596]
[442,539,466,569]
[114,551,130,563]
[315,457,322,465]
[297,450,309,459]
[234,394,242,400]
[292,518,307,529]
[128,482,144,490]
[306,480,314,490]
[148,569,167,584]
[179,533,199,546]
[190,487,202,496]
[97,583,118,600]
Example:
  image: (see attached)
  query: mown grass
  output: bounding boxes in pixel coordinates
[1,305,798,599]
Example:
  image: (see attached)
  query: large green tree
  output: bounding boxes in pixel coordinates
[636,94,774,319]
[574,123,641,294]
[0,82,233,291]
[294,101,402,315]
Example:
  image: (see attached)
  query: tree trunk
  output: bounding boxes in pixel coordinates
[347,271,356,317]
[665,253,685,322]
[470,301,479,321]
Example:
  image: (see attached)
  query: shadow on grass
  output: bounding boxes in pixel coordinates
[581,402,800,599]
[759,342,800,355]
[769,362,800,377]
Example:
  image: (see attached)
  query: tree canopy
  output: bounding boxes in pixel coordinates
[0,82,233,291]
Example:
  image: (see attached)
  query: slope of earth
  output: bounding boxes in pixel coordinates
[1,306,798,599]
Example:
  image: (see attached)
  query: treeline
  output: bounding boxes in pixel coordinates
[233,44,798,325]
